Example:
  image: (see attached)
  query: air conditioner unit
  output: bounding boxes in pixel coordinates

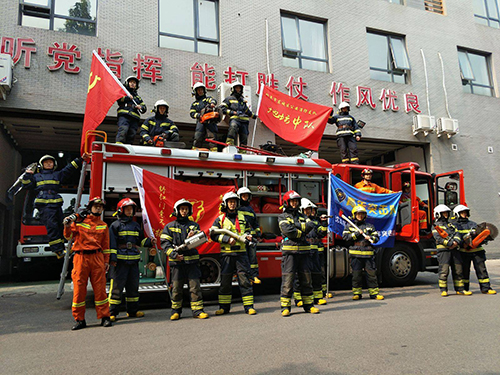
[412,115,435,136]
[437,118,459,138]
[0,53,13,100]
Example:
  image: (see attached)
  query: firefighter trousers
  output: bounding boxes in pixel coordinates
[351,257,379,296]
[39,205,65,254]
[218,254,254,312]
[116,116,140,144]
[170,263,204,316]
[318,250,327,297]
[108,261,140,317]
[71,252,109,321]
[227,119,249,146]
[293,251,323,303]
[337,136,359,164]
[193,121,219,149]
[281,253,313,311]
[437,250,464,292]
[246,243,259,279]
[462,250,491,292]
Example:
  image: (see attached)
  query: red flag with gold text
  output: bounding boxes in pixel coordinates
[256,84,332,151]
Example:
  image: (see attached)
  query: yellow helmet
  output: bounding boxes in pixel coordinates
[352,205,367,215]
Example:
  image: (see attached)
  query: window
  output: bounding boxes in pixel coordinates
[424,0,444,14]
[159,0,219,56]
[19,0,97,36]
[367,31,410,84]
[458,49,494,96]
[387,0,403,4]
[280,13,328,72]
[473,0,500,28]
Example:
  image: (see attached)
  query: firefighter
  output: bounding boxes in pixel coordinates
[220,81,257,147]
[190,82,219,151]
[116,76,147,144]
[432,204,470,297]
[354,169,395,194]
[401,181,428,230]
[161,199,209,320]
[293,198,328,306]
[108,198,155,321]
[327,101,361,164]
[21,154,83,259]
[210,192,257,315]
[343,205,384,300]
[237,187,261,284]
[63,197,112,330]
[453,205,497,295]
[139,100,179,146]
[279,190,319,317]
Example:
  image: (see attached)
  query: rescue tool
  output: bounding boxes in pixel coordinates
[209,228,256,246]
[172,231,208,253]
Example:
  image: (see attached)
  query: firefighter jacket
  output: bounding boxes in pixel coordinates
[161,217,201,265]
[432,217,461,251]
[21,158,82,208]
[109,216,151,264]
[342,220,379,258]
[239,202,261,238]
[354,181,394,194]
[210,210,248,255]
[190,95,218,121]
[220,94,255,123]
[117,90,146,120]
[327,112,361,138]
[64,214,110,263]
[306,215,328,252]
[139,113,178,144]
[278,207,315,254]
[454,217,484,253]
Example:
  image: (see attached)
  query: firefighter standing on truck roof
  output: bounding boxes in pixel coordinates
[139,100,179,146]
[20,154,83,259]
[190,82,220,151]
[161,199,209,320]
[354,169,395,194]
[220,81,257,147]
[328,102,361,164]
[453,205,497,295]
[432,204,471,297]
[237,187,262,285]
[210,192,257,316]
[279,190,319,317]
[116,76,147,144]
[108,198,155,322]
[63,197,112,330]
[343,205,384,300]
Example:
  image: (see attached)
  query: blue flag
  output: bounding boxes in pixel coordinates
[328,174,402,247]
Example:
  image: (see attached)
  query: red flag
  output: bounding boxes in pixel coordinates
[256,84,332,151]
[81,50,128,154]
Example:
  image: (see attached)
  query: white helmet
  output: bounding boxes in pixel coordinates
[124,76,140,89]
[300,198,317,212]
[237,187,252,198]
[339,101,350,110]
[231,81,244,94]
[39,155,57,170]
[192,82,206,96]
[153,99,169,113]
[173,198,193,217]
[221,191,239,212]
[453,204,470,216]
[433,204,451,219]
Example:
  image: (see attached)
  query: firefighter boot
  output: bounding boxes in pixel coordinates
[170,313,180,321]
[352,294,362,300]
[327,292,334,298]
[252,277,262,285]
[127,311,145,318]
[306,306,320,314]
[55,250,65,260]
[195,312,209,319]
[315,298,327,305]
[246,308,257,315]
[456,291,473,296]
[71,320,87,331]
[441,291,449,297]
[482,289,497,295]
[110,315,116,322]
[281,309,291,317]
[215,308,230,316]
[101,317,112,327]
[370,294,385,300]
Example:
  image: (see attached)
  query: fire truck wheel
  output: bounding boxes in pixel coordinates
[381,244,418,287]
[199,257,221,284]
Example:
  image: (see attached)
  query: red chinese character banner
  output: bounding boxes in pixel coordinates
[256,84,332,151]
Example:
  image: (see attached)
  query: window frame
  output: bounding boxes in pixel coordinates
[458,48,495,96]
[473,0,500,27]
[280,12,329,72]
[19,0,97,36]
[158,0,219,55]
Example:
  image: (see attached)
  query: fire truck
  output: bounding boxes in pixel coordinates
[16,139,466,290]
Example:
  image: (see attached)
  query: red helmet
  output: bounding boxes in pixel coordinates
[87,196,106,210]
[361,168,373,176]
[283,190,301,207]
[116,198,137,215]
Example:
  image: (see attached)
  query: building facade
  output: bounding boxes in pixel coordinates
[1,0,499,274]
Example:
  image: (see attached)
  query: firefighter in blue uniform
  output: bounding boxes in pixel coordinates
[190,82,219,151]
[160,199,209,320]
[327,102,361,164]
[140,100,179,146]
[237,187,261,284]
[108,198,154,321]
[210,192,257,316]
[343,205,384,300]
[453,205,497,295]
[279,190,319,317]
[220,81,257,147]
[21,154,83,258]
[116,76,147,144]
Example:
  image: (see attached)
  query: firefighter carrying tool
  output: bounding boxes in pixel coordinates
[354,169,395,194]
[116,76,147,144]
[328,101,361,164]
[190,82,221,151]
[140,100,179,146]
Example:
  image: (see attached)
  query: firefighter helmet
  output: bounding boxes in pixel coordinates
[124,76,140,89]
[87,196,106,210]
[230,81,244,94]
[116,198,137,215]
[172,198,193,217]
[237,187,252,199]
[339,101,350,110]
[453,204,470,217]
[220,191,239,212]
[361,168,373,176]
[282,190,301,208]
[192,82,206,96]
[352,205,367,215]
[300,198,317,213]
[153,99,169,113]
[434,204,451,219]
[39,155,57,170]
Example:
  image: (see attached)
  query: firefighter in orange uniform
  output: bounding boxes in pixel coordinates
[354,169,395,194]
[400,181,428,230]
[63,197,112,330]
